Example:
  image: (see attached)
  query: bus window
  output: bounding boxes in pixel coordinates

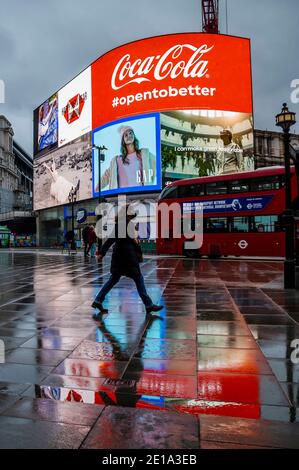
[251,176,280,192]
[205,217,228,232]
[159,185,178,200]
[231,217,249,233]
[206,182,228,195]
[229,180,249,193]
[182,216,196,233]
[252,215,279,232]
[178,184,204,198]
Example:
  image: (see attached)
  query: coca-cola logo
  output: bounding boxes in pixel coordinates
[111,43,214,90]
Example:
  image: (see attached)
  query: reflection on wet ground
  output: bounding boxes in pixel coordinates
[0,252,299,448]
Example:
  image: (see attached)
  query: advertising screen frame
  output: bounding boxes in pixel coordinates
[33,32,254,204]
[33,32,254,153]
[92,112,162,197]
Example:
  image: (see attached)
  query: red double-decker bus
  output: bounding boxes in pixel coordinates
[157,166,299,258]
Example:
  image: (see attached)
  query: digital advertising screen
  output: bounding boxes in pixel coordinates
[91,33,252,128]
[58,67,92,148]
[92,113,161,196]
[161,109,254,178]
[33,33,253,207]
[33,133,92,211]
[34,93,58,156]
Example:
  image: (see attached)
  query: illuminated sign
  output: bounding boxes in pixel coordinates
[183,195,274,214]
[92,33,252,128]
[92,113,161,196]
[58,67,92,147]
[35,93,58,155]
[33,33,253,208]
[33,133,92,211]
[76,208,88,224]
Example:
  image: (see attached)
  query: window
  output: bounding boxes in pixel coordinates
[257,137,263,154]
[251,176,280,192]
[231,217,249,233]
[251,215,280,233]
[205,217,228,232]
[178,184,204,198]
[229,180,249,193]
[159,185,178,200]
[182,216,196,232]
[206,182,228,195]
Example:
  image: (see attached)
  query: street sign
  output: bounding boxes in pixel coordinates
[238,240,248,249]
[76,208,87,224]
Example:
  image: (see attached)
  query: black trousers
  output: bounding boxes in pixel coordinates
[84,241,90,256]
[95,272,153,307]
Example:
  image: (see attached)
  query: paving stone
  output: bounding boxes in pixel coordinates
[0,416,90,449]
[200,414,299,449]
[81,406,199,449]
[3,397,104,426]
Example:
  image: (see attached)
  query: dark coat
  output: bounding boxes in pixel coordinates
[100,235,143,278]
[65,230,74,242]
[82,226,90,243]
[88,229,97,245]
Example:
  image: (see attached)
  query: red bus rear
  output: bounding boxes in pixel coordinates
[157,166,299,258]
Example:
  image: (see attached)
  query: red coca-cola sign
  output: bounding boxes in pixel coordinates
[92,33,253,128]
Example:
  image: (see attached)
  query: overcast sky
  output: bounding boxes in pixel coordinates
[0,0,298,155]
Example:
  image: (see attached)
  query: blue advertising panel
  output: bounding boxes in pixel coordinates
[183,195,274,214]
[36,93,58,154]
[92,113,161,196]
[76,208,88,224]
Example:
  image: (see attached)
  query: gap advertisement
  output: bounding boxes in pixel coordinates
[92,113,161,196]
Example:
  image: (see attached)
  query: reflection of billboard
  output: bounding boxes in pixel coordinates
[92,113,161,196]
[58,67,92,147]
[161,110,254,178]
[35,94,58,155]
[34,133,92,210]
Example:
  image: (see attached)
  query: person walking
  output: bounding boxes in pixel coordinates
[82,225,91,258]
[64,230,76,254]
[88,226,97,258]
[91,210,163,319]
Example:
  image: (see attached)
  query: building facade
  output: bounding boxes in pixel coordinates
[0,115,35,245]
[254,129,299,168]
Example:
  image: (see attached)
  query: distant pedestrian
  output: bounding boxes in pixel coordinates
[82,225,91,258]
[88,226,97,258]
[91,208,163,319]
[64,230,76,253]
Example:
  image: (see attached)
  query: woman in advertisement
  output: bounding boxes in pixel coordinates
[95,125,156,191]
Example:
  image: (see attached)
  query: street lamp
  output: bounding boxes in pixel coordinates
[68,186,78,250]
[93,145,107,254]
[276,103,297,288]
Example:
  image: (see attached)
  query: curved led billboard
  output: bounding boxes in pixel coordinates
[34,33,253,210]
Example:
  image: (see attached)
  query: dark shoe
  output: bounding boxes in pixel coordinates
[91,300,108,314]
[92,312,103,321]
[145,312,163,322]
[146,305,163,314]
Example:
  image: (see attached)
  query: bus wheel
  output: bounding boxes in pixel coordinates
[208,254,222,259]
[184,249,201,259]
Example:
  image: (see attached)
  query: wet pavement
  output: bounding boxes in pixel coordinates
[0,251,299,448]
